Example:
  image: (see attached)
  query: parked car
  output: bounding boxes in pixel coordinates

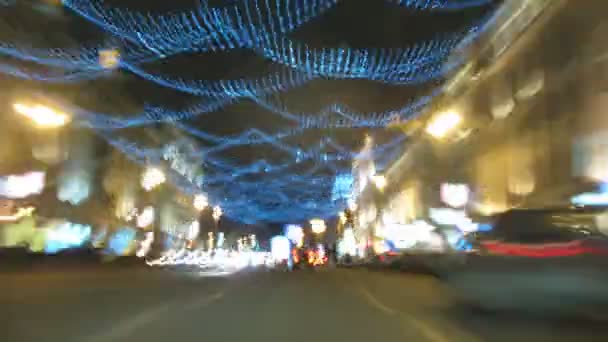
[440,206,608,319]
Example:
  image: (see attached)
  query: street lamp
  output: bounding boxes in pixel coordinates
[212,205,223,222]
[310,219,326,234]
[371,174,387,191]
[141,167,166,191]
[14,102,70,128]
[193,193,208,211]
[425,110,462,139]
[211,205,223,249]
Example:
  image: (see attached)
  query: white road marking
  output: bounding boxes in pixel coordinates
[85,291,224,342]
[358,286,396,315]
[351,270,483,342]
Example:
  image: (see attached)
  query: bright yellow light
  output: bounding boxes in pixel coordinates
[338,212,347,225]
[99,49,120,69]
[310,218,326,234]
[14,103,70,128]
[141,167,166,191]
[371,174,387,191]
[425,111,462,139]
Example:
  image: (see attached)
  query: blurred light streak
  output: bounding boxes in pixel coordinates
[106,228,137,256]
[13,103,70,128]
[571,192,608,206]
[426,110,462,138]
[44,222,92,254]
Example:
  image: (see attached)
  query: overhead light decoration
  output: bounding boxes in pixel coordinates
[141,167,165,191]
[99,48,120,69]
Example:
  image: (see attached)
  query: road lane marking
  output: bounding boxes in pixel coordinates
[353,276,482,342]
[85,291,224,342]
[357,285,452,342]
[358,286,396,315]
[183,291,224,311]
[397,313,451,342]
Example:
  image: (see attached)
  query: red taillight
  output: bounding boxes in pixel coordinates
[481,240,608,258]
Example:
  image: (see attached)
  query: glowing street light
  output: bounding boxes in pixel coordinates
[136,206,155,228]
[371,174,387,191]
[310,219,326,234]
[14,102,70,128]
[207,232,214,251]
[193,193,208,211]
[141,167,166,191]
[425,110,462,139]
[212,205,223,222]
[339,211,347,225]
[348,199,357,211]
[286,224,304,247]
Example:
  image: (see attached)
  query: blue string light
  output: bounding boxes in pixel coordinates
[54,0,484,83]
[0,0,497,222]
[98,130,394,222]
[391,0,494,11]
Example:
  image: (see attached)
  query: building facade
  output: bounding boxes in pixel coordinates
[351,0,608,254]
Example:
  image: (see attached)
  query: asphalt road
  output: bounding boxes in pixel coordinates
[2,266,608,342]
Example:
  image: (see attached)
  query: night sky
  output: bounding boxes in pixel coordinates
[0,0,499,226]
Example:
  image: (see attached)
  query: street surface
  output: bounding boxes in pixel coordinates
[2,266,608,341]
